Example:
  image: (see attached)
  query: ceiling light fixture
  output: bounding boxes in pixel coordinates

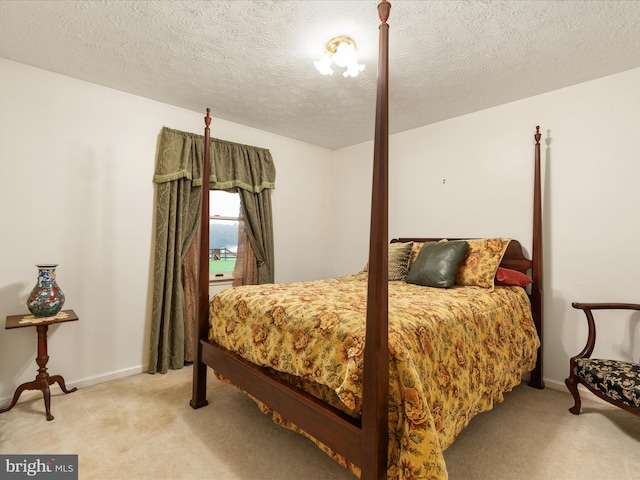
[314,36,365,78]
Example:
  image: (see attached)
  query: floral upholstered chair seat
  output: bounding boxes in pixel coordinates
[565,302,640,418]
[573,358,640,412]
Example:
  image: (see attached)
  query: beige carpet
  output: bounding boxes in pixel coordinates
[1,366,638,480]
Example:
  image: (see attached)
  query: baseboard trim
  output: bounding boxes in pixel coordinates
[0,364,148,405]
[70,364,148,390]
[540,378,568,393]
[1,367,571,406]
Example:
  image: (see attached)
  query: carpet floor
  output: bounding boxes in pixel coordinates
[1,366,638,479]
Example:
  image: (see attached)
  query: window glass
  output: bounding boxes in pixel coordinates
[209,191,240,279]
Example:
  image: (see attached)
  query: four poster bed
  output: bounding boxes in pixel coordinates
[190,2,544,479]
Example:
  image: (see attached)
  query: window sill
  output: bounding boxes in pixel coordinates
[209,276,233,284]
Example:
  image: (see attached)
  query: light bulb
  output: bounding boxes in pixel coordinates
[343,62,365,78]
[314,52,334,76]
[332,42,355,68]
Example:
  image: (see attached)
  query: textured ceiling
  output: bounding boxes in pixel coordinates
[1,1,640,149]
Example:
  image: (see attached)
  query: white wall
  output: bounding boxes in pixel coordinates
[2,57,638,400]
[330,67,640,389]
[0,58,333,401]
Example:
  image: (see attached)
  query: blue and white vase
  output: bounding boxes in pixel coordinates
[27,264,65,317]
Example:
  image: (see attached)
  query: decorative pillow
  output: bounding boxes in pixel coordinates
[455,238,511,289]
[387,241,413,281]
[363,242,413,281]
[408,242,425,269]
[495,267,532,287]
[408,239,448,269]
[405,241,469,288]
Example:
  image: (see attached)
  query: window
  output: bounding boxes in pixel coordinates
[209,190,240,281]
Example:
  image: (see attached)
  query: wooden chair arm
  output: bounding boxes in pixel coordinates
[572,302,640,311]
[570,302,640,360]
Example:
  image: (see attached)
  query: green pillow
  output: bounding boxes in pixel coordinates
[405,241,469,288]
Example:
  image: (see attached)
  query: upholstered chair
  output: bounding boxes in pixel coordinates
[565,302,640,417]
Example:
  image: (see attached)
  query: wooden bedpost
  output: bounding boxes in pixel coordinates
[191,108,212,409]
[529,125,545,389]
[361,1,391,479]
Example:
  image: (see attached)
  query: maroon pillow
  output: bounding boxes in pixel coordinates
[495,267,532,287]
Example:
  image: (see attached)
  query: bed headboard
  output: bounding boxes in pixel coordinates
[392,238,532,274]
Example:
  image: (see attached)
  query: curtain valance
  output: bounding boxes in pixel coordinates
[153,127,276,192]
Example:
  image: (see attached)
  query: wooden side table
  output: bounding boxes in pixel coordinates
[0,309,78,421]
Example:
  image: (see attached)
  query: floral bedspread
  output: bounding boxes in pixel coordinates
[208,272,539,479]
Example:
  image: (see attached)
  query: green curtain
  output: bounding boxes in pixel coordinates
[149,127,276,373]
[238,188,274,285]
